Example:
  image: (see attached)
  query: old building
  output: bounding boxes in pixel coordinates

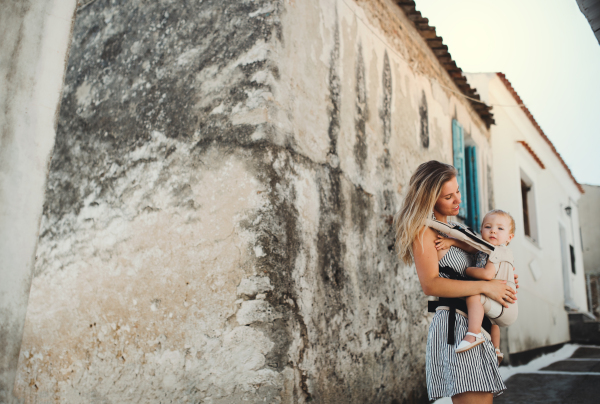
[579,184,600,318]
[8,0,497,403]
[467,72,588,362]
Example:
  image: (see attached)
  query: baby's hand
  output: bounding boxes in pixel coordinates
[435,235,454,251]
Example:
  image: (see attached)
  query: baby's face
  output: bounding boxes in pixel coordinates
[481,214,514,246]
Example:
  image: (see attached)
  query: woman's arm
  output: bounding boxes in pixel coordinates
[414,227,516,307]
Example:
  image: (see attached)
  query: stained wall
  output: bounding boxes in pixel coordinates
[14,1,491,402]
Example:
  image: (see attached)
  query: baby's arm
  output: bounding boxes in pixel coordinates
[466,260,497,281]
[435,235,478,254]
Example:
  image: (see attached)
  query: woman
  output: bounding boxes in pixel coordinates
[394,160,517,403]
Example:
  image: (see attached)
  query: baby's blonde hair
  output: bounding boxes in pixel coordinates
[482,209,516,235]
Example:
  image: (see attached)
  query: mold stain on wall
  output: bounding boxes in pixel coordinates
[419,91,429,149]
[353,42,369,173]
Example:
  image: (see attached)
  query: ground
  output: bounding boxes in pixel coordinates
[496,346,600,404]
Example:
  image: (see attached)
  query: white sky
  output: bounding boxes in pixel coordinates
[416,0,600,186]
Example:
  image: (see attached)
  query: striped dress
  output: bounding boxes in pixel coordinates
[426,244,506,400]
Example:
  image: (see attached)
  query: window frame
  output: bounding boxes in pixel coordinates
[452,120,468,219]
[519,169,539,245]
[452,119,482,230]
[465,145,481,231]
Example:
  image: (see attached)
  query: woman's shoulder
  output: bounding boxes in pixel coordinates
[419,224,438,238]
[414,225,438,247]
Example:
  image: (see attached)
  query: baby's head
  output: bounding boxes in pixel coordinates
[480,209,515,246]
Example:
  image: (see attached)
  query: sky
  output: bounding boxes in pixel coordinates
[416,0,600,186]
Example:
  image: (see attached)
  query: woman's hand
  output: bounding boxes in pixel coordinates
[434,235,454,251]
[483,279,517,308]
[514,271,519,289]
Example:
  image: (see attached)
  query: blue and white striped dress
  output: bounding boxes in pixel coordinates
[426,243,506,400]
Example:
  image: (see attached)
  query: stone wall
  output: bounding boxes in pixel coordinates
[14,0,491,402]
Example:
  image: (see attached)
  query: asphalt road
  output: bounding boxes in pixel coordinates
[495,347,600,404]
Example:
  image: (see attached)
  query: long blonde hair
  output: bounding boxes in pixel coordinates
[394,160,458,264]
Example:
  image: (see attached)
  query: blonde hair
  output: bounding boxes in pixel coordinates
[394,160,457,264]
[482,209,516,235]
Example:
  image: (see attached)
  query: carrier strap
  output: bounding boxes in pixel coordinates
[428,298,492,345]
[453,225,496,251]
[426,219,496,254]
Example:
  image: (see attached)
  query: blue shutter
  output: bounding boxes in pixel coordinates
[452,120,467,218]
[465,146,480,231]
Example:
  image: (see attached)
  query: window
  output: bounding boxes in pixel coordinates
[452,120,467,219]
[559,223,575,308]
[452,120,480,230]
[465,146,481,230]
[521,180,531,237]
[520,171,538,243]
[570,245,576,274]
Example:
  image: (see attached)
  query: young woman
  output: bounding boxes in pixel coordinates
[394,160,517,404]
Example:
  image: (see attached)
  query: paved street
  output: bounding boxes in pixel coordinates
[496,346,600,404]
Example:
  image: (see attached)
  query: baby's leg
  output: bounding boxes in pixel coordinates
[463,294,484,343]
[491,325,500,349]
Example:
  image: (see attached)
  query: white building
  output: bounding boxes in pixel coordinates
[467,72,587,358]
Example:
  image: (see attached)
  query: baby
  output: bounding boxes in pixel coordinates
[435,209,516,363]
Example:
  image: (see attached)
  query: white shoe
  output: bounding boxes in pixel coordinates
[495,347,504,364]
[455,332,485,353]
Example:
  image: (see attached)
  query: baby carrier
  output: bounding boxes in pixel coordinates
[427,218,518,327]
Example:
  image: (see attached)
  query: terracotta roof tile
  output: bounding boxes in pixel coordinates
[517,140,545,169]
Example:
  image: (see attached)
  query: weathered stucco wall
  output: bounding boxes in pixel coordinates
[0,0,77,401]
[14,0,491,402]
[580,184,600,275]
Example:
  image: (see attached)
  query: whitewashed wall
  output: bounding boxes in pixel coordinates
[468,73,587,355]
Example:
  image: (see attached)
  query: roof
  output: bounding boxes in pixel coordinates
[395,1,495,128]
[517,141,545,170]
[496,73,585,194]
[577,0,600,45]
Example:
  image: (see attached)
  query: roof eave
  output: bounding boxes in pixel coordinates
[395,1,495,128]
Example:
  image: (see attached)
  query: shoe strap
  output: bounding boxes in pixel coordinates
[466,332,482,338]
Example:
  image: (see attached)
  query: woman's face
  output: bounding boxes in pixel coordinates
[434,176,461,217]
